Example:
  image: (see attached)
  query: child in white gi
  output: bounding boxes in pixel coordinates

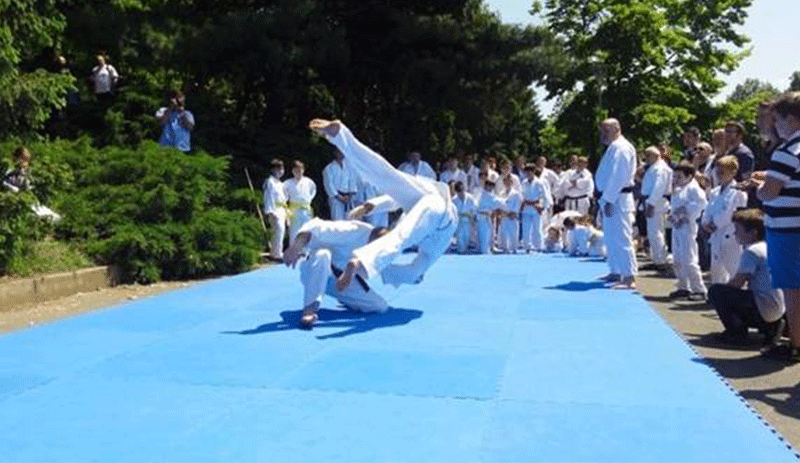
[322,150,357,220]
[561,156,594,215]
[669,162,708,300]
[498,175,522,253]
[476,176,503,254]
[564,217,606,257]
[641,146,673,268]
[520,165,548,252]
[702,155,748,284]
[283,160,317,243]
[263,158,287,260]
[453,181,477,254]
[543,226,564,253]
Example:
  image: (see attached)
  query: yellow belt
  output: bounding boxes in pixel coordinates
[287,202,313,219]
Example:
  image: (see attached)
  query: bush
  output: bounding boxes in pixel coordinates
[0,138,264,283]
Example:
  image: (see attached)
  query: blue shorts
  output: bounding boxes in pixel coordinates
[766,229,800,289]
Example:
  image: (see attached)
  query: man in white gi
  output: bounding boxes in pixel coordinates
[310,119,458,293]
[283,218,391,328]
[476,176,503,254]
[562,156,594,215]
[322,149,357,220]
[640,146,673,269]
[497,175,522,253]
[595,118,638,289]
[399,150,436,179]
[263,159,287,261]
[462,153,481,193]
[284,160,317,243]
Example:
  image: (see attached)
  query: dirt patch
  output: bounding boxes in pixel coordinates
[0,280,198,335]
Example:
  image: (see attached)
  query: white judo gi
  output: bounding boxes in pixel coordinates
[641,159,672,265]
[670,178,708,294]
[283,176,317,243]
[702,181,747,284]
[439,168,467,188]
[297,219,388,313]
[263,175,288,260]
[454,192,477,254]
[595,135,638,278]
[520,176,548,251]
[561,168,594,215]
[476,189,503,254]
[357,181,393,227]
[498,188,522,253]
[323,123,458,286]
[323,159,357,220]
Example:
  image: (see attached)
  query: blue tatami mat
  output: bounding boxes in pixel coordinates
[0,253,797,462]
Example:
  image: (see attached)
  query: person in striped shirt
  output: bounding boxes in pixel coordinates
[751,92,800,362]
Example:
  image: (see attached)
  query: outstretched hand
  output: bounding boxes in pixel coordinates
[347,202,375,220]
[309,119,342,138]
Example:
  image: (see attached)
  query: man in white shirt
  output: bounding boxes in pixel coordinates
[398,150,436,179]
[322,149,357,220]
[640,146,673,268]
[90,54,119,102]
[595,118,638,289]
[310,119,457,292]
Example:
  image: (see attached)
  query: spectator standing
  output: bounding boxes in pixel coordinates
[322,149,357,220]
[668,162,708,301]
[641,146,673,269]
[89,54,119,104]
[462,153,481,193]
[681,126,701,162]
[725,121,755,181]
[398,150,436,179]
[263,159,287,261]
[284,160,317,243]
[439,155,467,192]
[702,156,748,284]
[753,92,800,362]
[561,156,594,215]
[155,90,195,152]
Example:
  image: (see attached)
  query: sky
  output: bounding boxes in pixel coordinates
[483,0,800,116]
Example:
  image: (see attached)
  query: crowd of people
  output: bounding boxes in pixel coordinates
[264,94,800,359]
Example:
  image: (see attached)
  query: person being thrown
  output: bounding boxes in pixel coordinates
[308,119,458,314]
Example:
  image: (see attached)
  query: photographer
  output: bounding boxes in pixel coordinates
[155,89,195,152]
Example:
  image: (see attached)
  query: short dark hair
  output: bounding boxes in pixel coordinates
[732,208,765,241]
[773,91,800,121]
[673,161,696,177]
[270,158,284,171]
[725,121,746,136]
[684,126,700,137]
[369,227,390,242]
[293,160,304,170]
[453,181,464,193]
[563,218,575,229]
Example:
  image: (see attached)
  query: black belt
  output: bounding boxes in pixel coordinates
[331,265,370,292]
[566,195,588,200]
[621,186,634,193]
[646,194,671,199]
[337,191,356,196]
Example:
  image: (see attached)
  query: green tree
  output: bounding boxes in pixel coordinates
[534,0,752,161]
[728,78,779,103]
[0,0,76,138]
[789,71,800,92]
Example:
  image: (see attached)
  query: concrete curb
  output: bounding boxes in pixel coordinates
[0,266,120,310]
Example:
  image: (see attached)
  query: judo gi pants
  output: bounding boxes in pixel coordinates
[267,211,286,260]
[300,249,388,313]
[671,222,707,294]
[328,197,349,221]
[456,217,472,254]
[288,208,312,244]
[498,218,520,253]
[477,216,493,254]
[646,200,669,265]
[521,213,544,251]
[603,203,637,277]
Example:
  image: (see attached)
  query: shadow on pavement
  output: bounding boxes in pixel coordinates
[221,307,423,340]
[544,281,608,292]
[739,382,800,421]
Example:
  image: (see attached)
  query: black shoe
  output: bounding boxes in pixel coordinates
[669,289,690,299]
[639,263,659,271]
[761,318,786,348]
[714,330,749,346]
[687,292,707,302]
[760,343,800,363]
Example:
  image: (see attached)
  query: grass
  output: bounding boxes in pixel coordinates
[6,240,94,278]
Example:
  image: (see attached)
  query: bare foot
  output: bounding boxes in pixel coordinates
[612,278,637,290]
[300,302,320,329]
[336,259,360,292]
[309,119,341,138]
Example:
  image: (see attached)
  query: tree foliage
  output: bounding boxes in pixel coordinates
[534,0,752,159]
